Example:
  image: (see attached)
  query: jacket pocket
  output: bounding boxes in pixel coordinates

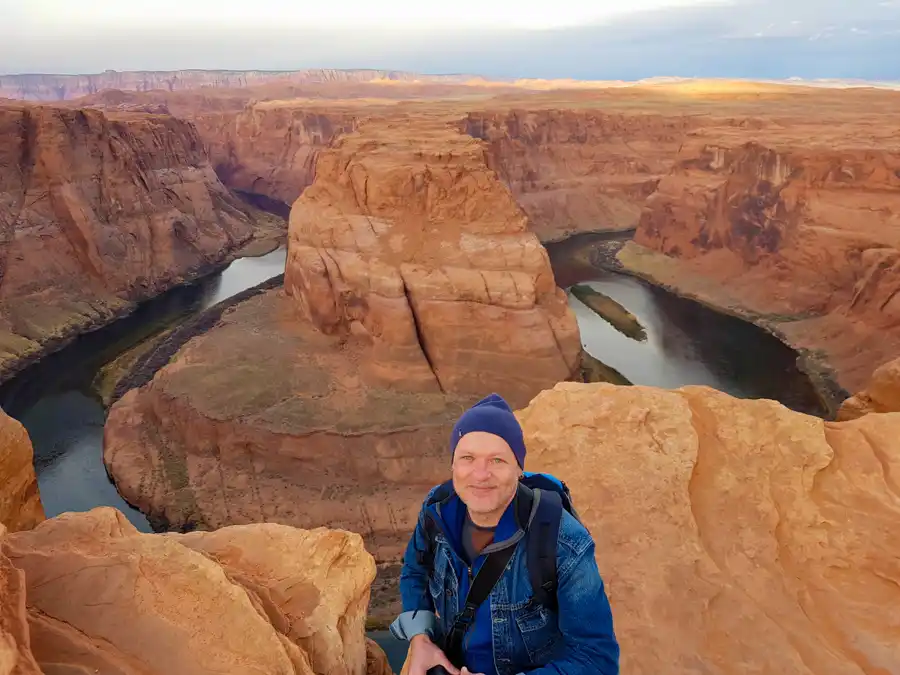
[514,603,557,662]
[428,546,454,624]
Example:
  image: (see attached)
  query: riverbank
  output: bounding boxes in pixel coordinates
[0,219,285,388]
[609,242,849,418]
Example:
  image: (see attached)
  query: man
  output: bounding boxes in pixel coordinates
[391,393,619,675]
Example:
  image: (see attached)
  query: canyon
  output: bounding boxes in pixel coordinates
[0,101,284,383]
[0,72,899,674]
[0,68,485,102]
[102,114,581,568]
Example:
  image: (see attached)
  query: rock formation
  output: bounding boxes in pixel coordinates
[0,411,43,533]
[0,102,282,381]
[0,532,41,675]
[838,357,900,419]
[286,115,580,398]
[631,138,900,393]
[464,110,693,241]
[0,507,388,675]
[193,103,360,210]
[103,115,580,584]
[518,381,900,674]
[0,68,481,102]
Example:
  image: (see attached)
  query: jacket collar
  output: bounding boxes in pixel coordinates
[426,482,540,561]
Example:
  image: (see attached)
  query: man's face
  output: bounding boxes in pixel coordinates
[452,431,521,521]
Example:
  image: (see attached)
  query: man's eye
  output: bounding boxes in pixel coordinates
[492,458,504,464]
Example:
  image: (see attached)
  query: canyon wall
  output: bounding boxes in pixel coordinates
[0,410,43,533]
[192,103,361,210]
[0,506,388,675]
[462,109,695,240]
[631,139,900,392]
[0,102,280,381]
[0,68,481,102]
[519,381,900,674]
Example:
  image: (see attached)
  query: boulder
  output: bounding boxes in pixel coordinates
[1,507,387,675]
[518,382,900,674]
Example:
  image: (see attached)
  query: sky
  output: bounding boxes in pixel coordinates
[9,0,726,30]
[1,0,898,80]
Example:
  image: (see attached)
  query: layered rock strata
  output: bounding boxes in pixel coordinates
[838,356,900,419]
[631,138,900,393]
[462,109,695,240]
[0,102,281,381]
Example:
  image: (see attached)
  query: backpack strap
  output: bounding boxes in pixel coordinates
[443,544,517,668]
[527,488,563,611]
[416,480,454,567]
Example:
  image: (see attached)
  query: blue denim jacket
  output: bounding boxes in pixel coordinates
[392,483,619,675]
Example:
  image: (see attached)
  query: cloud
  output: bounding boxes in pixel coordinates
[0,0,897,80]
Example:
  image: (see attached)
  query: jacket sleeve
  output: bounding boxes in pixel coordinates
[522,538,620,675]
[390,501,439,641]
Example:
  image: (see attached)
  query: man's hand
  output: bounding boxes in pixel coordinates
[406,634,460,675]
[460,668,485,675]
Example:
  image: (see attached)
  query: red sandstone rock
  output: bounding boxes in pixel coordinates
[0,411,43,533]
[286,115,581,401]
[518,381,900,674]
[0,102,281,381]
[838,357,900,419]
[0,533,41,675]
[103,116,580,611]
[0,69,479,102]
[193,103,360,208]
[1,507,386,675]
[633,137,900,392]
[463,109,694,240]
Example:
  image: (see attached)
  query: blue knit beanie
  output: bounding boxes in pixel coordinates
[450,393,526,468]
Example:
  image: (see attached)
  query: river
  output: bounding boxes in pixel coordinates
[545,232,827,416]
[0,247,288,531]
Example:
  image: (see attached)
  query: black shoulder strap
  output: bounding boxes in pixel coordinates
[527,488,563,611]
[443,545,517,668]
[416,481,454,567]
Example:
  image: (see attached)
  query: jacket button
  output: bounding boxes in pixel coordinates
[445,589,452,597]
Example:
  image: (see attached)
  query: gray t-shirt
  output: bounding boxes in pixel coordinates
[462,511,496,564]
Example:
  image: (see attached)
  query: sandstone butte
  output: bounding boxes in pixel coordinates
[102,115,581,570]
[0,101,283,383]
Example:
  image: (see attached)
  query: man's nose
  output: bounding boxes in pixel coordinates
[472,460,492,479]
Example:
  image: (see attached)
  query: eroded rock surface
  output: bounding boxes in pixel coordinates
[838,357,900,419]
[0,532,40,675]
[286,115,580,400]
[631,136,900,392]
[194,103,360,209]
[0,69,478,102]
[463,109,693,240]
[0,411,43,533]
[519,382,900,674]
[1,507,386,675]
[0,102,282,381]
